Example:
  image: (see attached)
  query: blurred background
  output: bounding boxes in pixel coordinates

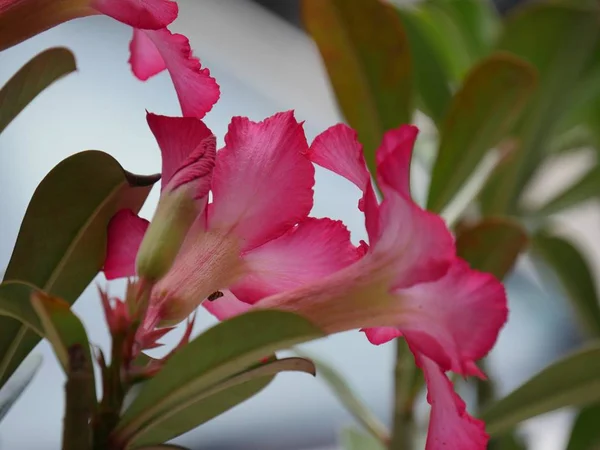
[0,0,596,449]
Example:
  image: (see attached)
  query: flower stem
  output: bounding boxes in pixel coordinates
[390,339,416,450]
[63,345,93,450]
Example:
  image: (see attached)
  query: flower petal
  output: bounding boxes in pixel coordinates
[146,113,215,196]
[203,289,251,321]
[91,0,177,29]
[309,124,379,241]
[416,352,488,450]
[399,261,508,376]
[231,218,360,303]
[209,111,314,251]
[129,28,166,81]
[103,209,149,280]
[130,28,220,118]
[374,189,454,289]
[376,125,418,197]
[361,326,402,345]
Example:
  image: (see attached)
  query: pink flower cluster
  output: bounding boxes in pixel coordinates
[24,0,509,447]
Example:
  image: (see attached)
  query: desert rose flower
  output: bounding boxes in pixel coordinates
[206,123,508,450]
[104,111,362,327]
[0,0,219,119]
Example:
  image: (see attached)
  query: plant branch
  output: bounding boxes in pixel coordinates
[63,344,93,450]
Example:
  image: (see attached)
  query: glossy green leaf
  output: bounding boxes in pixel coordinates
[397,9,451,124]
[480,3,600,215]
[482,344,600,435]
[456,217,528,280]
[340,427,386,450]
[302,0,412,177]
[127,357,316,448]
[0,282,44,337]
[531,232,600,338]
[296,349,388,444]
[566,404,600,450]
[0,0,94,52]
[0,47,76,135]
[427,52,537,213]
[0,150,158,386]
[0,353,42,423]
[115,310,323,446]
[534,165,600,216]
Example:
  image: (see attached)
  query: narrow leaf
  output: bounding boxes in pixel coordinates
[397,8,451,124]
[0,0,94,52]
[302,0,412,177]
[0,353,42,423]
[566,404,600,450]
[296,349,389,444]
[480,3,600,215]
[531,232,600,338]
[0,47,76,135]
[340,427,386,450]
[456,217,528,280]
[427,52,537,213]
[534,165,600,216]
[0,150,158,387]
[0,282,44,336]
[482,344,600,435]
[115,311,323,445]
[127,357,316,447]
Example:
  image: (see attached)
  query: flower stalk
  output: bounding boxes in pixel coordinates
[63,344,93,450]
[390,339,416,450]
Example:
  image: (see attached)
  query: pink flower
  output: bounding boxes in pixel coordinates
[0,0,219,119]
[104,110,362,325]
[205,124,508,450]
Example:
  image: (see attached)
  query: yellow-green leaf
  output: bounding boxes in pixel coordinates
[482,344,600,435]
[427,52,537,213]
[302,0,412,177]
[0,47,76,135]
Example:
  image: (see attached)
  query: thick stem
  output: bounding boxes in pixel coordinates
[390,340,416,450]
[63,345,93,450]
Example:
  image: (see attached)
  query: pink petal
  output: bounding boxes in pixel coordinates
[146,112,216,196]
[399,261,508,376]
[129,28,220,119]
[91,0,177,29]
[308,124,379,241]
[129,29,166,81]
[103,209,149,280]
[209,111,314,251]
[416,352,488,450]
[376,125,418,197]
[231,218,361,304]
[361,327,402,345]
[203,290,251,321]
[374,189,454,289]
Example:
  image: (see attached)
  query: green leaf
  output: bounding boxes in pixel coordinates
[0,282,44,336]
[482,343,600,435]
[566,404,600,450]
[534,165,600,216]
[295,349,388,444]
[126,357,316,448]
[0,150,158,387]
[136,446,189,450]
[0,0,93,52]
[340,427,386,450]
[0,47,76,135]
[480,2,600,215]
[115,310,323,446]
[427,52,537,213]
[455,217,528,280]
[0,353,42,423]
[491,433,527,450]
[302,0,412,177]
[396,9,452,124]
[531,232,600,338]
